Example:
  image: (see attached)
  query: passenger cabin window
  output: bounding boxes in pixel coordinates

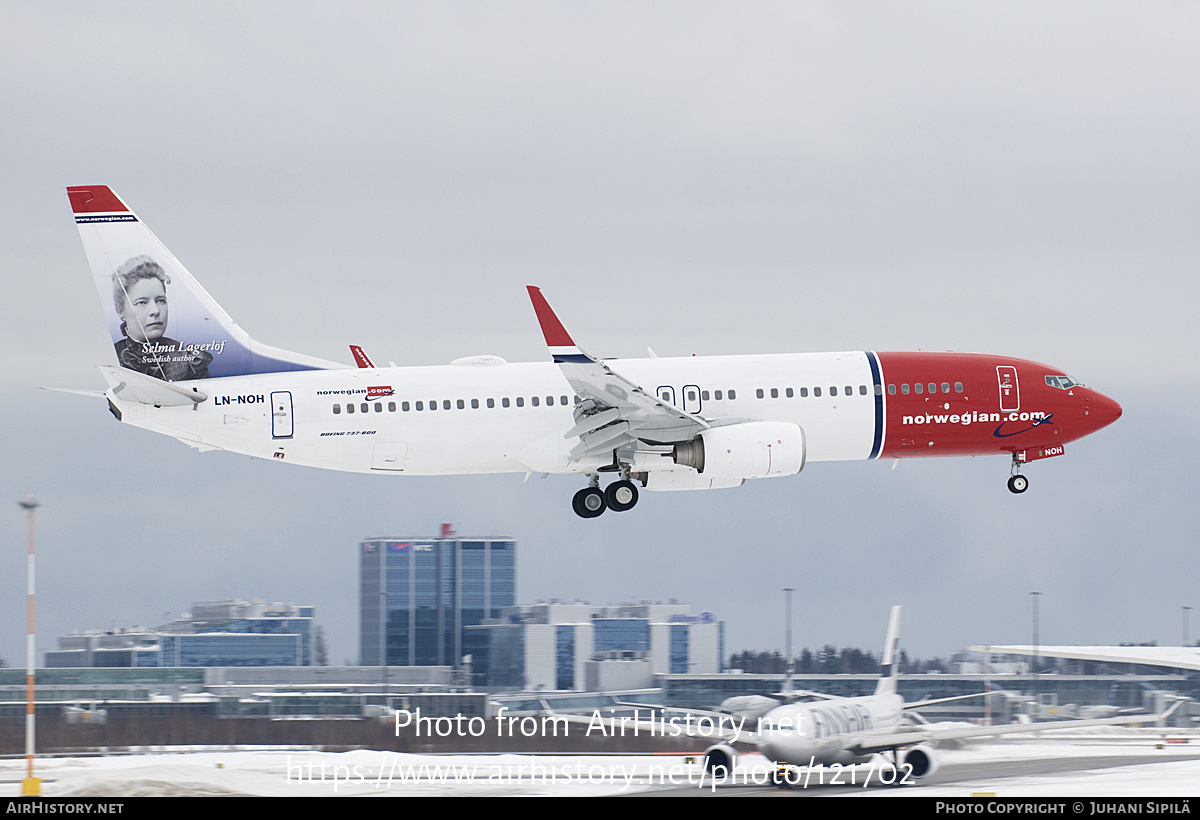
[415,401,424,411]
[402,401,410,411]
[374,402,382,412]
[502,398,510,408]
[756,388,764,399]
[888,384,896,395]
[531,396,540,407]
[901,384,909,394]
[388,402,396,412]
[728,389,736,400]
[800,387,808,397]
[487,398,495,408]
[333,404,341,414]
[360,403,369,413]
[443,400,451,410]
[941,383,950,393]
[714,390,722,400]
[914,383,923,394]
[955,382,964,393]
[516,397,524,407]
[830,386,838,396]
[471,399,479,409]
[786,387,794,398]
[347,403,355,414]
[814,387,822,397]
[770,388,778,398]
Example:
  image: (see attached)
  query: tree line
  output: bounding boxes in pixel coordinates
[728,647,949,674]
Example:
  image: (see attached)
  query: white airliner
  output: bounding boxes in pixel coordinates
[67,185,1122,517]
[701,606,1176,785]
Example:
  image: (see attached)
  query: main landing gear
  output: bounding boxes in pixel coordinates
[571,473,640,518]
[1007,453,1029,494]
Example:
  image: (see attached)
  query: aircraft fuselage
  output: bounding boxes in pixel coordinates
[112,349,1121,479]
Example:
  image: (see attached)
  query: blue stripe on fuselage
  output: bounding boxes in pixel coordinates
[866,351,883,459]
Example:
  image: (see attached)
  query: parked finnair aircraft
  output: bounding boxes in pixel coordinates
[702,607,1175,785]
[68,185,1122,518]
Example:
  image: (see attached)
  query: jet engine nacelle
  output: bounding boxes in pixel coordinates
[898,743,940,779]
[702,743,738,779]
[672,421,805,479]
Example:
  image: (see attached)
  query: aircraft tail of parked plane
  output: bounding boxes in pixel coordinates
[702,607,1179,786]
[66,186,1123,517]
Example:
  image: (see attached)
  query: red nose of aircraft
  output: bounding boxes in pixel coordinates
[1087,390,1122,433]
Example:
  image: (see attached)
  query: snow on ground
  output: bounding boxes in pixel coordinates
[2,731,1197,797]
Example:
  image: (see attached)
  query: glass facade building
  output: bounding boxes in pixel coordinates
[45,599,314,668]
[360,536,516,679]
[472,603,723,691]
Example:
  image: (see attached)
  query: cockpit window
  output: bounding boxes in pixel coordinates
[1045,375,1084,389]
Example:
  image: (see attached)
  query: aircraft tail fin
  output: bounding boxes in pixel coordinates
[874,605,902,697]
[67,186,342,381]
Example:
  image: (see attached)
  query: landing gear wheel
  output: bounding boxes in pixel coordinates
[605,480,639,512]
[572,487,607,518]
[1007,475,1029,494]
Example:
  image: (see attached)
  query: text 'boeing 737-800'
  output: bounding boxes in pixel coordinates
[65,186,1122,518]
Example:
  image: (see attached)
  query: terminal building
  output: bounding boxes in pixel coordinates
[473,602,724,691]
[359,531,516,684]
[44,598,315,668]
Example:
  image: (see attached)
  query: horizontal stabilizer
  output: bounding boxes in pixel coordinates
[99,365,207,407]
[42,387,107,399]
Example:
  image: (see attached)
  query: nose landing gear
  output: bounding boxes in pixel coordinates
[1007,454,1029,494]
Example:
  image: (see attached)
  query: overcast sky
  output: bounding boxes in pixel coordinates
[2,2,1198,669]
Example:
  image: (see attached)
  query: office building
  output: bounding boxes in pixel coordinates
[473,602,724,691]
[359,532,516,679]
[45,598,314,668]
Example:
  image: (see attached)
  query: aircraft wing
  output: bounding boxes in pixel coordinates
[847,706,1178,757]
[527,286,708,461]
[902,692,988,710]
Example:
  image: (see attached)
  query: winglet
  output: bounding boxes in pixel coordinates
[527,286,591,363]
[350,345,375,369]
[526,286,575,347]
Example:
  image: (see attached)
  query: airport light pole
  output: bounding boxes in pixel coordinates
[783,588,795,693]
[1183,606,1192,648]
[18,495,40,796]
[1029,591,1042,709]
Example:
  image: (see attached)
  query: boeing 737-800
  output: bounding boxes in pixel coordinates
[67,186,1122,518]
